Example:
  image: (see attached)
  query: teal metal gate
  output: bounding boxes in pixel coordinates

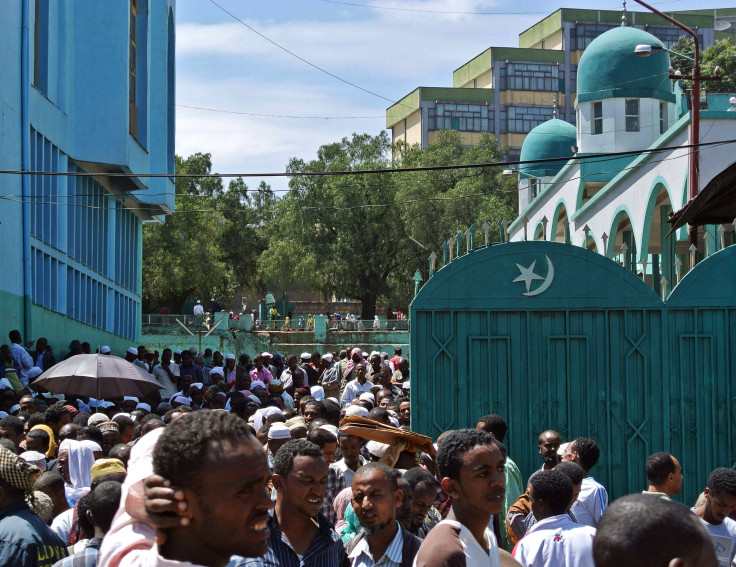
[410,240,736,505]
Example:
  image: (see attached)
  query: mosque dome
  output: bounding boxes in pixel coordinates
[519,119,577,178]
[577,26,675,104]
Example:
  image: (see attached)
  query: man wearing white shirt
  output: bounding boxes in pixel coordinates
[512,470,595,567]
[340,363,373,407]
[561,438,607,528]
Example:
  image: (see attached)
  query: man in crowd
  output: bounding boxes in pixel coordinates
[179,350,204,384]
[153,348,179,401]
[643,452,683,498]
[512,469,595,566]
[332,432,366,488]
[341,363,373,407]
[414,429,519,567]
[280,355,305,396]
[346,463,422,567]
[692,467,736,567]
[306,428,345,527]
[561,437,607,527]
[402,467,437,538]
[0,445,68,566]
[594,494,717,567]
[266,438,346,566]
[8,330,34,389]
[538,431,561,471]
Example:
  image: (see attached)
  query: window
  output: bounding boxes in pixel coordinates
[129,0,138,138]
[530,178,538,199]
[592,102,603,135]
[427,103,493,133]
[500,63,560,92]
[660,102,668,134]
[625,99,640,132]
[505,105,554,134]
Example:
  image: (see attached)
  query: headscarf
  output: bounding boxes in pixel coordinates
[343,347,365,379]
[58,439,95,506]
[30,424,57,459]
[339,502,362,543]
[0,444,38,507]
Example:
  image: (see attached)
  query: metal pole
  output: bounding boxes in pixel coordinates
[632,0,700,266]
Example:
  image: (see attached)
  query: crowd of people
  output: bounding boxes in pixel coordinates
[0,328,732,567]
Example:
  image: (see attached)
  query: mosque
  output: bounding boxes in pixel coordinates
[506,24,736,297]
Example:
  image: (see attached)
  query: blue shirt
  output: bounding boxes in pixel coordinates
[52,538,102,567]
[0,502,68,567]
[231,511,347,567]
[348,522,404,567]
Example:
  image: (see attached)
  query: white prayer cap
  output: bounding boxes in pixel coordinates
[359,392,375,402]
[88,413,109,427]
[344,406,369,418]
[210,367,224,377]
[9,405,20,414]
[20,451,46,469]
[319,424,339,440]
[127,347,138,356]
[261,352,273,358]
[300,352,311,360]
[321,353,333,362]
[225,353,236,360]
[174,350,182,355]
[123,396,139,403]
[27,367,43,380]
[173,396,191,406]
[310,386,325,401]
[99,346,111,354]
[248,395,261,405]
[268,423,292,440]
[366,441,389,458]
[250,381,266,391]
[557,442,569,457]
[136,403,152,412]
[402,381,411,390]
[388,416,400,427]
[0,412,7,419]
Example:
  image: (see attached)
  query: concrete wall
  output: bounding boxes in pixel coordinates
[141,327,410,357]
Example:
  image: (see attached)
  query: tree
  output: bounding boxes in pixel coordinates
[393,130,518,258]
[142,153,266,313]
[669,36,736,94]
[260,132,411,319]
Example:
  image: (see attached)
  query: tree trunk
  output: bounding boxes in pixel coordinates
[361,290,377,320]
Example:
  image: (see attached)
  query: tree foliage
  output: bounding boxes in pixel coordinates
[142,153,267,313]
[670,36,736,94]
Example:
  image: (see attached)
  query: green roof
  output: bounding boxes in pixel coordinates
[577,26,675,104]
[452,47,564,87]
[386,87,495,128]
[519,119,577,178]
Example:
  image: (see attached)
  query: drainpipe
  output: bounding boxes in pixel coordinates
[21,0,33,342]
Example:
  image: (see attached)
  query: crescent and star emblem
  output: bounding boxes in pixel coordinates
[512,255,555,297]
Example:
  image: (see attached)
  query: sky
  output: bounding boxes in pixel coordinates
[175,0,736,193]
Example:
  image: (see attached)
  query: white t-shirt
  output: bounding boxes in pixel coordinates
[693,511,736,567]
[413,519,500,567]
[513,513,596,567]
[50,507,74,542]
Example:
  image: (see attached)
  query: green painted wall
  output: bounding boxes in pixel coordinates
[387,87,496,128]
[453,48,493,88]
[386,89,421,128]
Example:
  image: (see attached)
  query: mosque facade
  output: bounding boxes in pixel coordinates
[0,1,176,352]
[506,24,736,297]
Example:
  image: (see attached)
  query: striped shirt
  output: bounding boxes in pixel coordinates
[348,523,404,567]
[231,511,346,567]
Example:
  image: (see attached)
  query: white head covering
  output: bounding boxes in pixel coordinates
[319,424,339,440]
[359,392,375,403]
[88,413,109,427]
[268,423,292,441]
[210,367,225,378]
[344,405,369,418]
[123,396,139,403]
[58,439,95,505]
[79,440,102,453]
[27,367,43,381]
[136,402,152,412]
[321,353,334,363]
[250,380,266,391]
[127,347,138,356]
[99,346,111,354]
[310,386,325,401]
[225,353,236,361]
[366,440,389,458]
[254,407,283,432]
[20,451,46,470]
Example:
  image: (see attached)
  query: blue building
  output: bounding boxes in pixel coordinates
[0,1,176,355]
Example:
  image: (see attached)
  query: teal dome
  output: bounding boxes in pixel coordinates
[577,26,674,104]
[519,119,576,178]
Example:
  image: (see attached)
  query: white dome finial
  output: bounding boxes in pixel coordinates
[621,0,628,26]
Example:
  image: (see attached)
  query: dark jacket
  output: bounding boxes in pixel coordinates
[344,523,422,567]
[0,502,68,567]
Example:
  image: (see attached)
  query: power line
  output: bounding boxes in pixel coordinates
[208,0,408,108]
[2,138,734,179]
[176,104,384,120]
[315,0,549,15]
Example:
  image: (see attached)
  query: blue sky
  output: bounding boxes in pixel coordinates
[175,0,735,192]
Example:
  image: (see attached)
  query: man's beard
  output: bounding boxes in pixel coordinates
[363,521,390,536]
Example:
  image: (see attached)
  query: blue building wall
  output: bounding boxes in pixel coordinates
[0,0,175,355]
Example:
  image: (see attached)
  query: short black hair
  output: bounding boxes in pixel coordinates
[554,461,584,486]
[266,413,286,424]
[571,437,600,472]
[403,467,436,490]
[476,414,508,442]
[141,419,165,435]
[593,494,713,567]
[305,400,325,415]
[108,444,132,466]
[77,492,95,539]
[530,470,573,516]
[45,403,71,425]
[26,428,50,445]
[78,426,104,446]
[0,416,24,436]
[153,412,253,490]
[33,471,65,493]
[89,480,122,533]
[138,413,162,426]
[306,429,337,449]
[0,439,18,454]
[367,408,390,424]
[8,330,21,343]
[436,429,497,481]
[27,413,46,430]
[112,415,135,431]
[354,462,399,491]
[646,452,676,485]
[73,413,92,426]
[707,467,736,498]
[272,439,323,478]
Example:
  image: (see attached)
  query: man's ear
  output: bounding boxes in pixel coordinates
[272,473,284,492]
[85,508,95,527]
[393,489,403,509]
[668,559,685,567]
[441,477,460,500]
